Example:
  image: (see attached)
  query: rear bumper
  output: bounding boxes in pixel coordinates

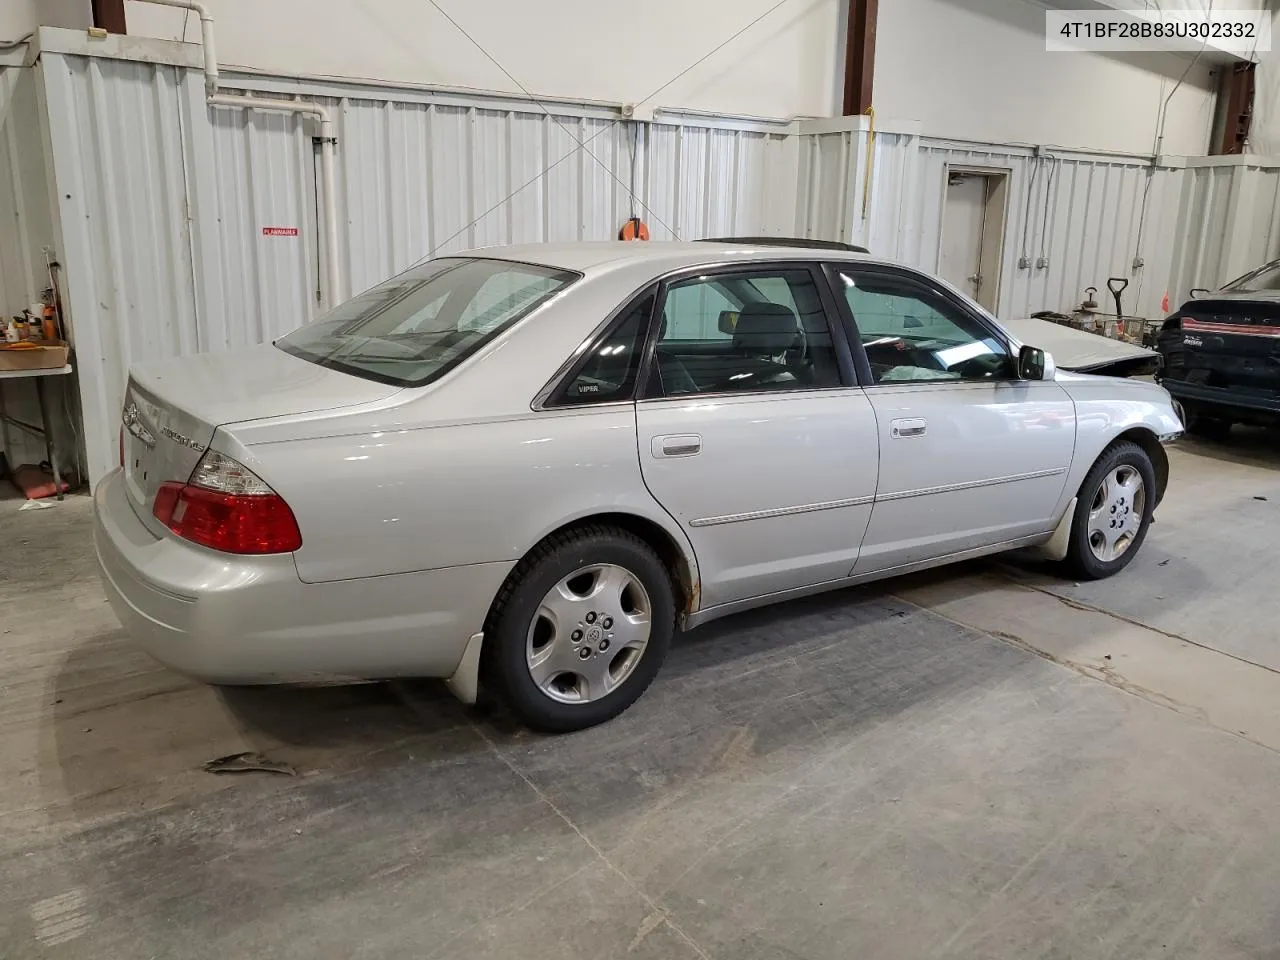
[93,469,512,684]
[1159,378,1280,415]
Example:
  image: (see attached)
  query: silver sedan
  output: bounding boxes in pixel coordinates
[94,242,1183,731]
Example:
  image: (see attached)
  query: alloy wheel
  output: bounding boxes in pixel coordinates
[525,564,652,704]
[1087,465,1147,562]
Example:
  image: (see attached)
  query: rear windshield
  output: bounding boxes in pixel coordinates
[276,258,578,387]
[1222,262,1280,293]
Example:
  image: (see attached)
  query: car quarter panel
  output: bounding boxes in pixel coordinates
[237,406,695,585]
[94,468,509,682]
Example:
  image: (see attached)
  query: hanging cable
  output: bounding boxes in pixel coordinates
[415,0,797,258]
[1018,153,1042,264]
[423,0,675,240]
[625,0,795,112]
[1134,0,1215,263]
[1037,153,1057,263]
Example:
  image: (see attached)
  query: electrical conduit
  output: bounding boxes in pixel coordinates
[131,0,343,309]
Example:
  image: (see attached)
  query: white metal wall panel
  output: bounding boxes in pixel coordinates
[795,125,1184,321]
[0,68,51,315]
[1236,168,1280,273]
[1166,161,1280,307]
[31,42,1280,492]
[38,52,209,483]
[0,64,76,478]
[35,51,796,488]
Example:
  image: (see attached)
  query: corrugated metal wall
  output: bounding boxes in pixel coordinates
[331,100,795,300]
[794,121,1184,321]
[0,63,77,480]
[1166,159,1280,307]
[15,38,1280,492]
[35,49,795,487]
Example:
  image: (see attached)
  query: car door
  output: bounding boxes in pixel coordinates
[828,263,1076,574]
[634,263,879,608]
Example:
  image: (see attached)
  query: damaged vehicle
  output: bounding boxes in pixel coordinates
[95,242,1183,732]
[1156,260,1280,438]
[1004,316,1160,379]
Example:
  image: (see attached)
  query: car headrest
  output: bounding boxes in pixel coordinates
[733,302,800,353]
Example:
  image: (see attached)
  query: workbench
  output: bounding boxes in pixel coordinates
[0,364,73,501]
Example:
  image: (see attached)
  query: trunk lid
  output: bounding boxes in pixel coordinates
[121,344,401,532]
[1158,296,1280,396]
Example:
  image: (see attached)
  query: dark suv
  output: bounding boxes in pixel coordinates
[1156,259,1280,438]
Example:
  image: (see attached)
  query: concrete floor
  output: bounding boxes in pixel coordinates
[3,436,1280,959]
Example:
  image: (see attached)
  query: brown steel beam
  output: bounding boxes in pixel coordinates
[1216,63,1254,155]
[91,0,127,34]
[842,0,877,115]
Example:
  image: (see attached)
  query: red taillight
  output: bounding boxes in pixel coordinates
[152,451,301,555]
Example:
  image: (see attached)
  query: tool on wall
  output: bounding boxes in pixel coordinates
[1081,286,1099,312]
[1107,277,1129,318]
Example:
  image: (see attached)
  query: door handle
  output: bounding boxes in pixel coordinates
[653,434,701,458]
[891,418,927,439]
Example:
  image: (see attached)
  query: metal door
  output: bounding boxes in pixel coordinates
[634,264,879,609]
[856,380,1075,572]
[831,262,1075,574]
[940,173,987,301]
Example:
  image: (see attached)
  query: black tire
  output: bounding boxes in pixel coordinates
[482,525,676,732]
[1063,441,1157,581]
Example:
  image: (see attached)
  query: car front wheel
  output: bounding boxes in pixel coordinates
[1064,441,1156,581]
[483,526,675,732]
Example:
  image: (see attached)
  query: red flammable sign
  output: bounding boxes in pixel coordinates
[262,227,299,237]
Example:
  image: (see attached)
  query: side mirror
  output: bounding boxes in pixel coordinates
[1018,345,1055,381]
[717,310,740,335]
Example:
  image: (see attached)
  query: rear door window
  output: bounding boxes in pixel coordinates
[554,293,657,405]
[651,268,846,396]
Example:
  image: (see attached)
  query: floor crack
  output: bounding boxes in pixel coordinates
[471,722,715,960]
[996,563,1280,678]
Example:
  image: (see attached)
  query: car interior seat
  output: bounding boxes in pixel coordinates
[732,302,804,383]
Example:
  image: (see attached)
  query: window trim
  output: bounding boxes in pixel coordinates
[823,262,1017,388]
[534,282,660,410]
[637,261,858,402]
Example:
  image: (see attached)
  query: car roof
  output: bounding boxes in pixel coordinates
[457,240,876,273]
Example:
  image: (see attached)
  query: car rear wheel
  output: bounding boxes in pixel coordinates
[1063,441,1156,581]
[482,526,675,732]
